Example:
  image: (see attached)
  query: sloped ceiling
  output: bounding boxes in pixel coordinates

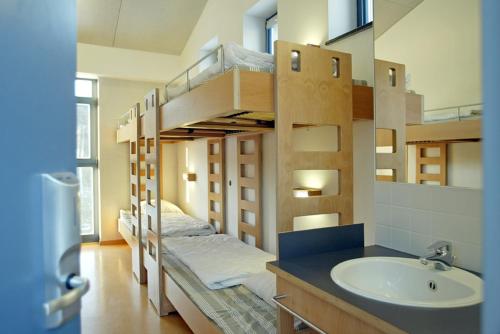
[77,0,207,55]
[374,0,424,39]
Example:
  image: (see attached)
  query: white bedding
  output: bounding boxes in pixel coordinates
[162,234,275,290]
[166,43,274,100]
[119,210,215,238]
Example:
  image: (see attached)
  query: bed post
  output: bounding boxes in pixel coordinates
[207,138,226,233]
[237,134,263,248]
[129,103,147,284]
[144,89,175,316]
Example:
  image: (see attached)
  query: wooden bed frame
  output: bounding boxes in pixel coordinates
[116,41,366,333]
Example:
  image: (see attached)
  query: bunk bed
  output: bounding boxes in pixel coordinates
[116,41,360,333]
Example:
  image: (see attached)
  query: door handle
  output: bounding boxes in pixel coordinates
[44,275,90,316]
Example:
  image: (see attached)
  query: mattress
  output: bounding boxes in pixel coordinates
[119,210,215,245]
[166,43,274,101]
[163,252,276,334]
[162,234,276,289]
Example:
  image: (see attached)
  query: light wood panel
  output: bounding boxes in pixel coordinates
[268,263,406,334]
[375,60,407,182]
[207,138,226,233]
[275,41,354,238]
[276,277,399,334]
[164,272,221,334]
[406,119,481,143]
[144,89,175,316]
[415,143,447,186]
[353,85,374,120]
[160,70,274,131]
[405,92,423,125]
[129,103,147,284]
[237,134,262,249]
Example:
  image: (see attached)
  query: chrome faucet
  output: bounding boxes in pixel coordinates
[420,241,455,271]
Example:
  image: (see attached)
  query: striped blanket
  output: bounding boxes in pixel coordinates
[163,252,277,334]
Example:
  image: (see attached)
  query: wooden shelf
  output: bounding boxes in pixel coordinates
[406,119,481,143]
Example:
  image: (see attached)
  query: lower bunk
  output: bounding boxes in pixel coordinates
[119,211,308,333]
[163,252,276,334]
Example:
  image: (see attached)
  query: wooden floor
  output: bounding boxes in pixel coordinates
[81,243,192,334]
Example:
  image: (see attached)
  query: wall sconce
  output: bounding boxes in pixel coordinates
[293,188,322,198]
[183,172,197,182]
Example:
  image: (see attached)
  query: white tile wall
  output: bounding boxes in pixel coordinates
[375,182,482,272]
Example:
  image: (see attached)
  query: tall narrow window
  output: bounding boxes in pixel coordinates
[266,13,278,54]
[75,78,99,242]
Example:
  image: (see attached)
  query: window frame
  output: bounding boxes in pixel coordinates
[76,78,99,243]
[326,0,373,45]
[265,12,278,54]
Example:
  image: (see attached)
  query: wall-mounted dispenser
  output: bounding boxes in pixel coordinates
[41,173,89,329]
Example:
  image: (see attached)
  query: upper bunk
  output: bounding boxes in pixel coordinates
[117,41,374,143]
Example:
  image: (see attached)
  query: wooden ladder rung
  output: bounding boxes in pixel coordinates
[209,211,222,222]
[239,222,257,234]
[292,195,346,217]
[239,154,256,165]
[418,173,441,182]
[419,157,441,165]
[208,192,222,201]
[239,177,256,188]
[240,200,257,212]
[293,151,350,170]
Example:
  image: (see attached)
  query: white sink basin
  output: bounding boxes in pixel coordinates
[331,257,482,308]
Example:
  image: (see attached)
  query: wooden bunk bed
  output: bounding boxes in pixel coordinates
[116,41,361,333]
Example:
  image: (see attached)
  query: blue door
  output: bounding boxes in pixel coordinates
[0,1,81,333]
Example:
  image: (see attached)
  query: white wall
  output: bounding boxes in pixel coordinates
[78,43,181,83]
[375,0,482,110]
[162,144,179,204]
[328,0,358,39]
[243,15,267,52]
[375,182,482,272]
[97,78,162,241]
[179,0,261,68]
[176,139,209,222]
[277,0,329,46]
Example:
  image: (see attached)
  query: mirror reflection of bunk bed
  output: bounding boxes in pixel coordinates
[375,59,482,186]
[115,41,368,333]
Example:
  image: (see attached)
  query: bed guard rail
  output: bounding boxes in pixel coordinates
[164,44,225,102]
[116,104,141,129]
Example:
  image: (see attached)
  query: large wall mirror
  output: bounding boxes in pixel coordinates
[374,0,482,188]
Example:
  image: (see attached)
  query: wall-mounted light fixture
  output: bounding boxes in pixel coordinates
[293,188,322,198]
[183,172,197,182]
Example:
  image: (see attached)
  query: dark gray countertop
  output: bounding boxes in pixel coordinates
[268,245,480,334]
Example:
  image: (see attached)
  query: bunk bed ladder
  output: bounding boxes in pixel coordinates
[207,138,226,233]
[415,143,447,186]
[237,134,262,249]
[129,103,147,284]
[375,60,407,183]
[144,89,175,316]
[275,41,355,334]
[275,41,354,234]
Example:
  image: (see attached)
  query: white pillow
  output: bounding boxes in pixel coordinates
[140,200,184,215]
[242,271,276,307]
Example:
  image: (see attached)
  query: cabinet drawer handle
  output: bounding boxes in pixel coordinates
[272,295,327,334]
